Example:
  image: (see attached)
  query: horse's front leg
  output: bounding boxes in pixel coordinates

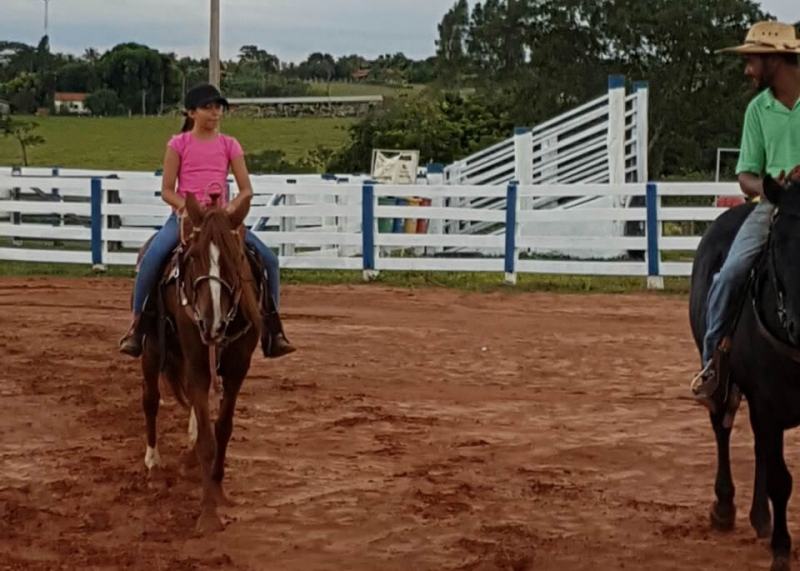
[179,407,201,475]
[749,405,772,538]
[759,425,793,571]
[210,373,244,508]
[187,361,222,533]
[141,345,163,482]
[709,409,737,531]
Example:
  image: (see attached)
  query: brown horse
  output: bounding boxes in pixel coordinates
[140,194,261,533]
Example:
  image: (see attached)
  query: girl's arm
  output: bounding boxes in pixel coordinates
[227,154,253,218]
[161,147,185,211]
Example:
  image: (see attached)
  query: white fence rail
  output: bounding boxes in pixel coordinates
[0,171,739,285]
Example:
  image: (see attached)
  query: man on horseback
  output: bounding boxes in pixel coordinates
[691,21,800,411]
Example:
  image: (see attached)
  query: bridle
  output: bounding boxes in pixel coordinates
[177,220,249,346]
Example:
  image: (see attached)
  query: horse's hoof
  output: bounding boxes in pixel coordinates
[213,487,237,508]
[770,555,791,571]
[752,519,772,539]
[147,466,167,490]
[195,511,224,534]
[179,451,201,480]
[710,501,736,532]
[181,449,199,468]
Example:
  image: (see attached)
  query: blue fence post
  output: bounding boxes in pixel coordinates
[645,182,663,289]
[504,181,518,285]
[362,181,377,281]
[90,177,105,271]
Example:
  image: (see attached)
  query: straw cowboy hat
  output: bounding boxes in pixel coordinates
[718,21,800,55]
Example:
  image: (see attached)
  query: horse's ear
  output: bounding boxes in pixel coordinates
[227,194,251,230]
[764,175,783,206]
[185,194,204,226]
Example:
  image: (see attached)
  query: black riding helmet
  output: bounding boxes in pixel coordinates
[184,83,229,110]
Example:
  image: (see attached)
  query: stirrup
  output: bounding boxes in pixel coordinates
[118,317,143,358]
[119,333,143,357]
[690,361,716,395]
[691,362,720,411]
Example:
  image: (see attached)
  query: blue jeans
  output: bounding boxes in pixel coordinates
[702,200,773,363]
[132,213,280,315]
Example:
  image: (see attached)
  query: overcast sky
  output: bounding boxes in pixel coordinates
[0,0,797,62]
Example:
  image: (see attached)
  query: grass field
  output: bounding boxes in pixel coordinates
[0,115,356,171]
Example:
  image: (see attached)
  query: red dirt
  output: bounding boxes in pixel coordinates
[0,277,794,570]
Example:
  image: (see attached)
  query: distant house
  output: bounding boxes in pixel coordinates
[351,68,370,82]
[54,92,90,115]
[0,99,9,118]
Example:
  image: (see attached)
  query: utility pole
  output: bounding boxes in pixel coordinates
[209,0,220,87]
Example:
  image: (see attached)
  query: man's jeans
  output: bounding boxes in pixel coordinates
[703,200,773,363]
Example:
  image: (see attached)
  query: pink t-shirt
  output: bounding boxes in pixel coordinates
[167,132,244,206]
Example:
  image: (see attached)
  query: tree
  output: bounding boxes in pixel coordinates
[56,61,99,92]
[335,54,368,81]
[0,117,45,166]
[176,57,207,99]
[329,92,512,172]
[86,88,124,116]
[238,45,280,74]
[82,47,101,63]
[99,43,175,114]
[0,71,41,113]
[435,0,470,81]
[597,0,764,175]
[297,52,336,81]
[433,0,766,177]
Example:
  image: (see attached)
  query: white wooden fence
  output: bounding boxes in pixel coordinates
[0,169,738,287]
[439,75,649,252]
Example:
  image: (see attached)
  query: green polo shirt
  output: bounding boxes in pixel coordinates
[736,88,800,177]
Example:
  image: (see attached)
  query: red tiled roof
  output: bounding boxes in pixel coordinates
[54,92,88,102]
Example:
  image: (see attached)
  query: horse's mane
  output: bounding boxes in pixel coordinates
[192,208,262,328]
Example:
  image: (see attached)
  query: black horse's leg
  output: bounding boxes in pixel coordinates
[710,410,737,531]
[749,406,772,538]
[141,344,162,479]
[760,425,792,571]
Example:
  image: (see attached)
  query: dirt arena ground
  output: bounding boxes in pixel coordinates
[1,277,797,570]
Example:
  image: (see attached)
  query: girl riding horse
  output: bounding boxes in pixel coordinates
[119,83,295,359]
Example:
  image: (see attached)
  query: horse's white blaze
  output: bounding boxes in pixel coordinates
[188,407,198,446]
[144,445,162,470]
[209,242,222,336]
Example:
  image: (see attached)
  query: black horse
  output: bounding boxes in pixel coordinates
[690,175,800,571]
